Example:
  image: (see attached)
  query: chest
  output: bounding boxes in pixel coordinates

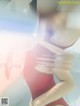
[50,29,78,48]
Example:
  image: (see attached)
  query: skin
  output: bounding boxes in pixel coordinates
[0,1,79,106]
[47,13,80,45]
[31,4,80,106]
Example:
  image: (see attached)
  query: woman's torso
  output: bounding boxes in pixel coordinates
[23,44,69,106]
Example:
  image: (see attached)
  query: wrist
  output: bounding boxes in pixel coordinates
[34,96,47,106]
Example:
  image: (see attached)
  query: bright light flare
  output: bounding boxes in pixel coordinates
[0,30,34,93]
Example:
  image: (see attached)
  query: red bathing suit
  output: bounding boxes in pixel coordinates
[23,45,68,106]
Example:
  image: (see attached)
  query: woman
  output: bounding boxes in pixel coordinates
[23,0,80,106]
[1,0,80,106]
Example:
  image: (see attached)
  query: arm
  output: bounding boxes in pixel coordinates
[32,52,75,106]
[32,71,75,106]
[38,38,64,54]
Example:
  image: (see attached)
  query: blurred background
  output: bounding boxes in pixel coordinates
[0,0,80,106]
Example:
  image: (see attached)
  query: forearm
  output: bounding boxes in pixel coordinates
[33,80,75,106]
[38,38,65,54]
[33,53,75,106]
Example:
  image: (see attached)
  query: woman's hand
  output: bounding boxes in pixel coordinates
[32,98,43,106]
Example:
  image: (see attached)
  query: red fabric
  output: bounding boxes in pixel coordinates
[46,98,68,106]
[23,52,68,106]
